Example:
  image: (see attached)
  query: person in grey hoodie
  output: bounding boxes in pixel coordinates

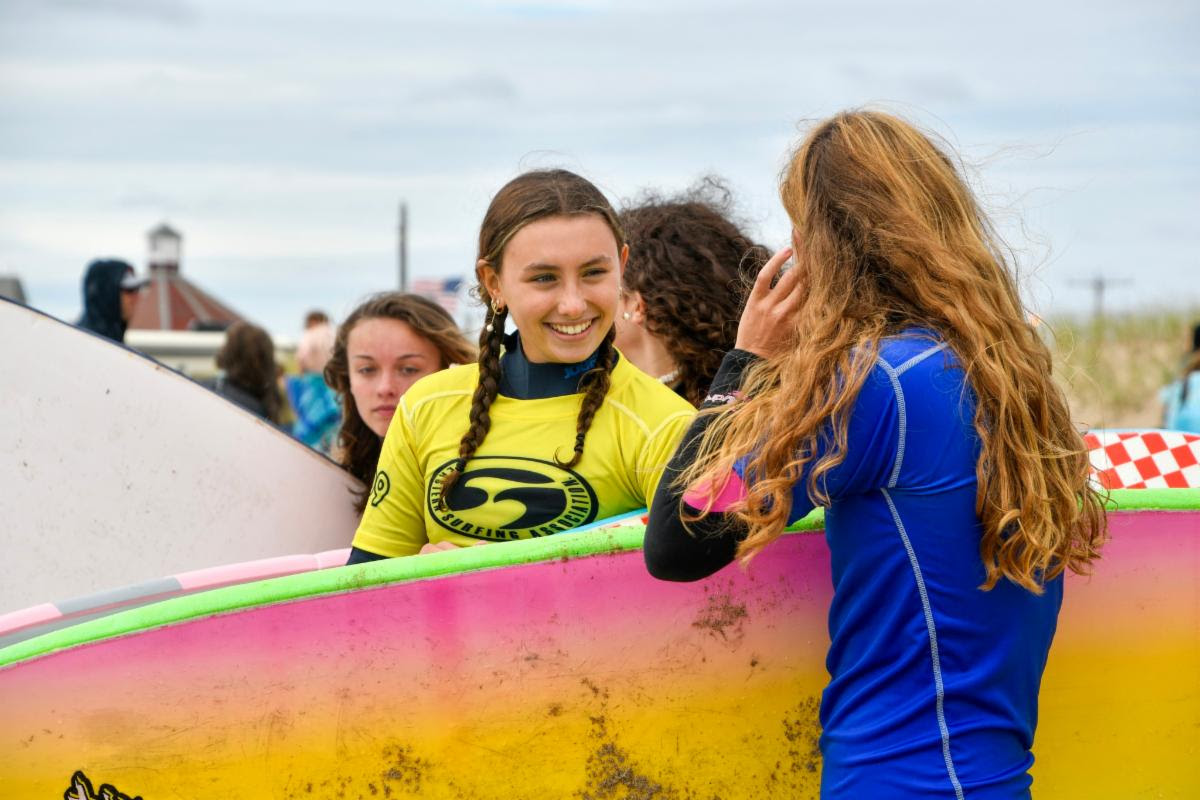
[77,259,145,343]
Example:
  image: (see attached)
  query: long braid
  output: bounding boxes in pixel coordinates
[438,304,507,507]
[557,327,617,469]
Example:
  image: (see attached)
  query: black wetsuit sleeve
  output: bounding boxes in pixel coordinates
[346,546,389,565]
[644,349,760,582]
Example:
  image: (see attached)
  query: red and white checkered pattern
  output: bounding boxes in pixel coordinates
[1084,430,1200,489]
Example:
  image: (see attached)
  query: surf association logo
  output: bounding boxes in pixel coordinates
[428,456,598,541]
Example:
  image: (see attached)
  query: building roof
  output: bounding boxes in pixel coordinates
[0,275,26,304]
[127,268,245,331]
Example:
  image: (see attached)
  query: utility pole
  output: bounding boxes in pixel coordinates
[1069,274,1131,333]
[398,201,409,292]
[1068,273,1132,388]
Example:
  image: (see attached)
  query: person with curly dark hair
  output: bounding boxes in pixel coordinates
[616,180,769,405]
[346,169,695,564]
[324,292,476,513]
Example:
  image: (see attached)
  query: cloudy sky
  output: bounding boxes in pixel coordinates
[1,0,1196,336]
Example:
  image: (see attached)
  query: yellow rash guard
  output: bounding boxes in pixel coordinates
[352,354,694,557]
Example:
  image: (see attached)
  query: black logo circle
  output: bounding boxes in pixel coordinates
[428,456,598,541]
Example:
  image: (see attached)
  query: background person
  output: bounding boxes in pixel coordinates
[286,313,340,453]
[324,292,475,512]
[644,110,1106,799]
[76,258,146,344]
[204,321,283,425]
[347,169,695,563]
[1159,322,1200,433]
[304,309,330,329]
[616,180,769,405]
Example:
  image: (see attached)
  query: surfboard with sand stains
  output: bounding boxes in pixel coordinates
[0,296,362,615]
[1,489,1196,798]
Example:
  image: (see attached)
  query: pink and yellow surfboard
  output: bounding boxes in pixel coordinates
[1,489,1197,798]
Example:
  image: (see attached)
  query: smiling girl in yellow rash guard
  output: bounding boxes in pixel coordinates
[347,169,695,562]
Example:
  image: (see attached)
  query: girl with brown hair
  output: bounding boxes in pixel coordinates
[348,169,694,563]
[205,321,283,425]
[644,111,1106,798]
[615,179,769,405]
[324,292,475,513]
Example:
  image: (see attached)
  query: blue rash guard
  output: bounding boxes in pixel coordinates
[645,331,1062,799]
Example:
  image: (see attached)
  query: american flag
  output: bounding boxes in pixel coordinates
[411,276,465,314]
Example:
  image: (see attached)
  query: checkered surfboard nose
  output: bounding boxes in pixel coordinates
[1084,430,1200,489]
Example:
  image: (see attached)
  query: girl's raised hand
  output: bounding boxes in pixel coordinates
[734,247,801,359]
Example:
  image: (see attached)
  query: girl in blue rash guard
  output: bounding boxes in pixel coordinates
[644,111,1107,799]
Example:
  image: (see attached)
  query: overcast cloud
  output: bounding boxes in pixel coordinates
[1,0,1196,334]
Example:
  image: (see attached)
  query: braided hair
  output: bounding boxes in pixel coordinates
[438,169,625,505]
[619,178,769,405]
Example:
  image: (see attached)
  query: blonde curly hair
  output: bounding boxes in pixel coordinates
[683,110,1106,593]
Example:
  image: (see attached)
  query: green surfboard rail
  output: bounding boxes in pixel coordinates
[1102,486,1200,510]
[2,488,1196,669]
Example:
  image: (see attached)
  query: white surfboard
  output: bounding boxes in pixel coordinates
[0,297,363,614]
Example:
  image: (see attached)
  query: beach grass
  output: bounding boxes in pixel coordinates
[1043,308,1198,429]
